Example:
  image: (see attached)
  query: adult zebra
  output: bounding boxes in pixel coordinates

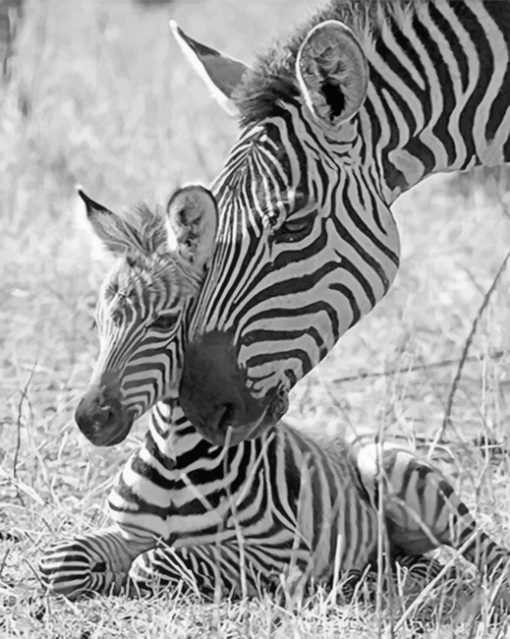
[163,0,510,447]
[39,191,510,612]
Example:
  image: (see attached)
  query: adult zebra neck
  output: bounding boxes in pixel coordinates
[367,0,510,202]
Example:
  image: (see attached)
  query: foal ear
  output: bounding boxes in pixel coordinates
[296,20,369,129]
[170,21,250,116]
[166,185,218,276]
[77,188,132,256]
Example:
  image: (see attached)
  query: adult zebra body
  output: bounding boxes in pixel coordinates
[40,193,510,609]
[161,0,510,447]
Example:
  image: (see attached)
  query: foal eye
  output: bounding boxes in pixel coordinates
[152,313,179,331]
[105,283,119,300]
[111,310,123,326]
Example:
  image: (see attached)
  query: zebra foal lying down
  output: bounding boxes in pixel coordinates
[39,190,510,609]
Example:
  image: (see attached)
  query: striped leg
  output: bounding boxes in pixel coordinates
[392,552,458,583]
[129,542,314,602]
[128,545,231,600]
[357,553,462,611]
[391,552,466,611]
[443,514,510,609]
[356,443,510,608]
[127,545,440,606]
[39,526,155,600]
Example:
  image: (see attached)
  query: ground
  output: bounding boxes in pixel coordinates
[0,1,509,637]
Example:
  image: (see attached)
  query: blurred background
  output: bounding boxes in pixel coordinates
[0,0,509,632]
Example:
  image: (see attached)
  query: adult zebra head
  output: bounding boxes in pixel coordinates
[74,187,217,446]
[171,14,402,446]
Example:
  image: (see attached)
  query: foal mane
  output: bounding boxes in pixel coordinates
[117,203,168,257]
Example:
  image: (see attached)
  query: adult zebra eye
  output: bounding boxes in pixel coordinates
[278,215,313,242]
[152,313,179,331]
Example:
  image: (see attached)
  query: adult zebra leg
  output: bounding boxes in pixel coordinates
[39,526,156,600]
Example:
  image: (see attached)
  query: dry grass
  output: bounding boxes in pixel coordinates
[1,0,509,637]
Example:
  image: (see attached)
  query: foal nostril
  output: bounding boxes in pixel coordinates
[73,377,133,446]
[75,390,121,435]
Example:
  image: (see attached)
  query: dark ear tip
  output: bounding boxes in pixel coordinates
[170,21,207,56]
[76,185,90,205]
[76,187,111,216]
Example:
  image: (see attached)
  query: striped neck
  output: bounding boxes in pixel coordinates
[147,399,279,469]
[147,400,208,466]
[358,0,510,202]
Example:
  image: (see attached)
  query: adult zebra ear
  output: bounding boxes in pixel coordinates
[77,188,134,256]
[296,20,369,129]
[170,21,250,116]
[166,185,218,276]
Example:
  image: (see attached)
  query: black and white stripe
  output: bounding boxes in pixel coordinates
[183,0,510,416]
[40,183,510,604]
[40,403,510,603]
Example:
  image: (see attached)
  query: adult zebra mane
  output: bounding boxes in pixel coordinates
[234,0,428,126]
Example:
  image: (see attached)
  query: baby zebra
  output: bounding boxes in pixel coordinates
[40,188,510,609]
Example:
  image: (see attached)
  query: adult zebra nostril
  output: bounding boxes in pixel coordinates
[217,403,237,432]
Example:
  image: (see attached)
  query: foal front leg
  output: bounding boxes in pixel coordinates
[39,526,155,600]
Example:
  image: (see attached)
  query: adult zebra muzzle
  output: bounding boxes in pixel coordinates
[74,375,132,446]
[180,330,289,446]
